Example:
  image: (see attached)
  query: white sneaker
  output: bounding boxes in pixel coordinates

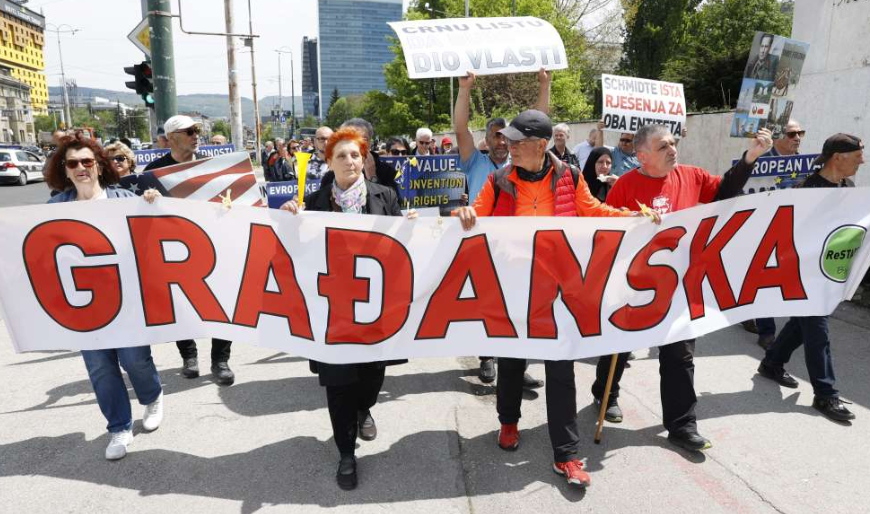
[142,392,163,432]
[105,429,133,460]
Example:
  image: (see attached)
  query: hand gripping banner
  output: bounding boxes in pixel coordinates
[0,189,867,363]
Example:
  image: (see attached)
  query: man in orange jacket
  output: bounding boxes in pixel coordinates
[455,109,657,489]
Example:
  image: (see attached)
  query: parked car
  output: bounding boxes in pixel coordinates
[0,149,45,186]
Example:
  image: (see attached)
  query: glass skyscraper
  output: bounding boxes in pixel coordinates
[317,0,403,112]
[301,37,320,118]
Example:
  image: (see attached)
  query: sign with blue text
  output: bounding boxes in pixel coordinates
[382,155,466,214]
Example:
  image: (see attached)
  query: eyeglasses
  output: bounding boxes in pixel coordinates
[507,137,540,147]
[390,149,408,156]
[785,130,806,138]
[619,138,634,144]
[290,146,300,151]
[175,127,200,136]
[417,140,431,145]
[111,155,127,163]
[63,158,96,169]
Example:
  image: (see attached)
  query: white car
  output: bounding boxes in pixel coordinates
[0,149,45,186]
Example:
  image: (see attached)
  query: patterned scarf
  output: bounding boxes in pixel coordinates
[331,173,368,214]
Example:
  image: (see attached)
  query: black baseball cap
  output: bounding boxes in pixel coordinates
[498,110,553,141]
[812,133,863,168]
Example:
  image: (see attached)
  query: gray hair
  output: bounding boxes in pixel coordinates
[553,123,570,135]
[485,117,506,134]
[634,124,672,152]
[416,127,433,139]
[264,141,274,148]
[341,118,374,140]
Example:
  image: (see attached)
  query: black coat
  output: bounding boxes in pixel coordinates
[306,178,407,386]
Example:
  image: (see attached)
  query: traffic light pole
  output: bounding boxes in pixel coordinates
[147,0,177,128]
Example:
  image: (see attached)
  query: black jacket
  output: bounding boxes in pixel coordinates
[306,178,406,386]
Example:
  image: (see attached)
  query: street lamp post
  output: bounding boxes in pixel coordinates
[45,23,78,129]
[275,47,294,138]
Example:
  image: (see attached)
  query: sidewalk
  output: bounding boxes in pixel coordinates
[0,306,868,513]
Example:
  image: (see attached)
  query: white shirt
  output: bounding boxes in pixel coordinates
[572,141,595,169]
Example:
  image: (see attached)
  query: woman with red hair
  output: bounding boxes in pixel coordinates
[281,126,412,490]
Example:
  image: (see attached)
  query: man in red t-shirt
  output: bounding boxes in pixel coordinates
[590,123,772,452]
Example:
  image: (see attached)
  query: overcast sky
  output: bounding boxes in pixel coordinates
[32,0,412,99]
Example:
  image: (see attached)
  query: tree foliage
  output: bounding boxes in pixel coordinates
[618,0,701,79]
[211,119,231,137]
[660,0,792,110]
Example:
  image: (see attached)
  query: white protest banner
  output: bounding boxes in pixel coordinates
[601,74,686,136]
[0,191,868,363]
[388,17,567,79]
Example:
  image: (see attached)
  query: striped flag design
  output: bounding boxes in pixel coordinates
[148,152,264,207]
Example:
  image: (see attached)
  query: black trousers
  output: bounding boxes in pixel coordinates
[325,363,386,456]
[591,340,697,435]
[176,338,232,362]
[496,358,579,463]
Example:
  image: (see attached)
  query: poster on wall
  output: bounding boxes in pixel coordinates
[731,32,810,138]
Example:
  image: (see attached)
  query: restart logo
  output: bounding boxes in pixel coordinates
[820,225,866,283]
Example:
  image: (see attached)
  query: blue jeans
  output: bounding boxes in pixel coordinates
[763,316,838,398]
[756,318,776,337]
[81,346,163,433]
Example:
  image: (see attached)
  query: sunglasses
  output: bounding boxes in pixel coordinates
[175,127,200,136]
[63,158,96,169]
[784,130,806,138]
[390,149,408,156]
[619,138,634,144]
[111,155,127,163]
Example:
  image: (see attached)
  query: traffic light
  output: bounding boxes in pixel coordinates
[123,61,155,109]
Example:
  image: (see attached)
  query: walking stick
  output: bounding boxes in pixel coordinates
[594,353,619,444]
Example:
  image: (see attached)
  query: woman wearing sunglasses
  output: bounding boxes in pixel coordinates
[45,134,164,461]
[104,142,136,178]
[385,136,410,156]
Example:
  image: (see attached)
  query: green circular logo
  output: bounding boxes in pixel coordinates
[820,225,866,283]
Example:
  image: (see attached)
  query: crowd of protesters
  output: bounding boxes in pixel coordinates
[36,67,866,494]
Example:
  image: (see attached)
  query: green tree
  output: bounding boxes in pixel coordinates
[619,0,701,79]
[328,88,341,113]
[325,97,355,129]
[661,0,792,110]
[211,119,231,138]
[34,114,57,133]
[300,114,319,128]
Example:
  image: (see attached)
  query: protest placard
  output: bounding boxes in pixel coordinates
[732,32,810,138]
[133,144,236,169]
[264,180,322,209]
[388,16,567,79]
[1,190,868,363]
[732,153,819,194]
[600,74,686,136]
[383,155,466,214]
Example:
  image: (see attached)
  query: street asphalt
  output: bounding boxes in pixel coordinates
[1,304,869,513]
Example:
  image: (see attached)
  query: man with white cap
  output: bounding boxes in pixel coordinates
[143,115,236,386]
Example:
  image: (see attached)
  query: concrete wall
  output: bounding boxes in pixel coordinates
[791,0,870,186]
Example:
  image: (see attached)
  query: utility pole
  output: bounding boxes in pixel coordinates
[246,0,262,163]
[46,24,77,128]
[224,0,243,149]
[147,0,178,128]
[276,48,293,138]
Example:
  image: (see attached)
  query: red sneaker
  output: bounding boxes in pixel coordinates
[553,459,591,487]
[498,423,519,451]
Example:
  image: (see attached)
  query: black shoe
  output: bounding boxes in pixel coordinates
[181,357,199,378]
[522,372,543,389]
[479,358,496,384]
[812,397,856,422]
[211,361,235,386]
[757,334,775,350]
[667,431,712,452]
[757,362,798,388]
[336,454,357,490]
[741,320,759,334]
[594,397,623,423]
[358,410,377,441]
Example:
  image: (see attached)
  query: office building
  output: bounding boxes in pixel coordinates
[301,36,319,118]
[0,1,47,113]
[317,0,402,112]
